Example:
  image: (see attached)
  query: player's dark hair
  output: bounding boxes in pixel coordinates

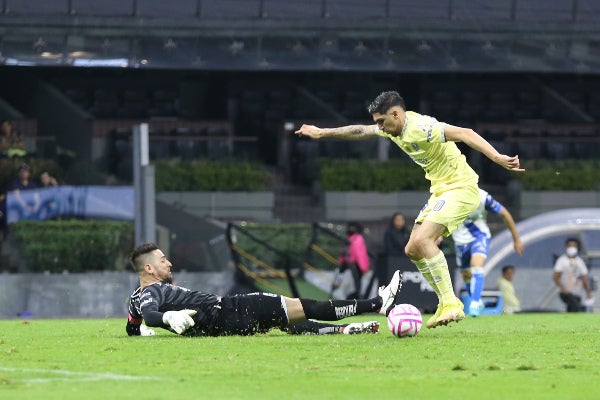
[565,237,580,248]
[130,242,159,272]
[367,91,406,115]
[501,265,515,274]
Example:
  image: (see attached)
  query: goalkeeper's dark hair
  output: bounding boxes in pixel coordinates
[367,91,406,115]
[130,242,159,273]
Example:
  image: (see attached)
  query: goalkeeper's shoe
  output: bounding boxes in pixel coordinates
[426,304,442,329]
[342,321,380,335]
[378,270,403,316]
[434,298,465,327]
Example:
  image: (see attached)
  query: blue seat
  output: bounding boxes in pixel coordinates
[460,290,504,315]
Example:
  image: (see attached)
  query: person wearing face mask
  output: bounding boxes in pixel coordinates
[553,238,594,312]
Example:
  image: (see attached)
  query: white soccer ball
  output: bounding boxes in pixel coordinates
[387,304,422,338]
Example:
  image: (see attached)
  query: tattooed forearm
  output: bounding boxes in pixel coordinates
[319,125,376,139]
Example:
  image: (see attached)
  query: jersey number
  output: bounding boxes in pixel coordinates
[433,200,445,211]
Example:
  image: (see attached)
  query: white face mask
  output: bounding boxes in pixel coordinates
[566,246,578,257]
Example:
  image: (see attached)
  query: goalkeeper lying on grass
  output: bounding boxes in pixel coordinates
[126,243,403,337]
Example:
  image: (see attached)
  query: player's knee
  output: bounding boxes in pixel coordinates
[405,236,429,259]
[284,297,306,321]
[405,242,420,259]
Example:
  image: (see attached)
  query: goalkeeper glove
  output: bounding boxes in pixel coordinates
[140,324,156,337]
[162,309,197,334]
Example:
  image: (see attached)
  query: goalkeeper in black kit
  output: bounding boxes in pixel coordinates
[126,243,403,337]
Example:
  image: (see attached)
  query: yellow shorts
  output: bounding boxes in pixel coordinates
[415,185,479,237]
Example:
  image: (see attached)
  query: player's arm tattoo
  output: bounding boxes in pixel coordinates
[320,125,377,139]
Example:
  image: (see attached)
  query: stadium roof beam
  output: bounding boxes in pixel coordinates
[1,14,600,40]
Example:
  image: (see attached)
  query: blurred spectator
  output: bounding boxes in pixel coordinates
[40,171,58,187]
[0,120,26,158]
[553,238,594,312]
[0,185,6,247]
[496,265,521,314]
[337,221,370,299]
[7,163,40,219]
[383,212,410,256]
[9,163,38,191]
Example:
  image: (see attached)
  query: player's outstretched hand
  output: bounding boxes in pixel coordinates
[294,124,322,139]
[162,309,197,334]
[496,154,525,172]
[514,239,525,256]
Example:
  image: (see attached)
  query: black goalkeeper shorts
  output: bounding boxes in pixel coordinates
[211,292,288,336]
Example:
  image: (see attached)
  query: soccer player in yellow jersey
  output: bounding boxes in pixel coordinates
[295,91,525,328]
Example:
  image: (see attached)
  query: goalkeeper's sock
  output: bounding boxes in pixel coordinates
[470,267,485,302]
[427,251,458,304]
[299,298,379,321]
[412,257,442,304]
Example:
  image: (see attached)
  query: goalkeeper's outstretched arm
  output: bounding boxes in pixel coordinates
[126,313,143,336]
[126,314,157,337]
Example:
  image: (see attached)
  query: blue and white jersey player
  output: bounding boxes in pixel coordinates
[452,188,524,316]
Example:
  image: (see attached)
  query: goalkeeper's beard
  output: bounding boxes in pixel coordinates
[152,271,173,284]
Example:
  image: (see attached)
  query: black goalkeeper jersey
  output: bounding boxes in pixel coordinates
[128,282,222,334]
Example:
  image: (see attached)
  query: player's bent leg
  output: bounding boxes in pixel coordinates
[284,320,380,335]
[406,222,448,327]
[286,269,404,323]
[461,268,472,294]
[287,296,382,323]
[468,254,487,317]
[284,320,343,335]
[281,319,379,335]
[412,257,442,325]
[405,222,445,261]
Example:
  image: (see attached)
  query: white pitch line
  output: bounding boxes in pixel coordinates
[0,367,159,383]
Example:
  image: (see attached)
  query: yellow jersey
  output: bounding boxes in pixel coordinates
[376,111,479,194]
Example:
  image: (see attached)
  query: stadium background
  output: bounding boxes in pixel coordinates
[2,1,599,198]
[0,1,599,315]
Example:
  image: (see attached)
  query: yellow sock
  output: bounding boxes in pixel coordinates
[412,258,442,304]
[426,251,457,304]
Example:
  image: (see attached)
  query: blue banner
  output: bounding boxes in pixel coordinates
[6,186,134,223]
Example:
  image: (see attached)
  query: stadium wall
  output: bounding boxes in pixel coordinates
[519,191,600,218]
[153,190,600,222]
[324,191,429,221]
[157,191,275,221]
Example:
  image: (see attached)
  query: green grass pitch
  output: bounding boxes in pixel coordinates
[0,313,599,400]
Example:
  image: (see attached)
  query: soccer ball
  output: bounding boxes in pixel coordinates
[386,304,422,338]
